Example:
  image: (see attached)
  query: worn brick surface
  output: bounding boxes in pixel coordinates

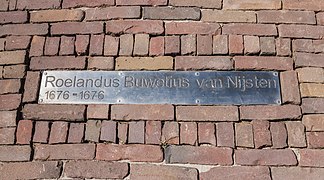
[224,0,281,10]
[0,128,15,144]
[177,106,239,121]
[0,79,20,94]
[235,122,254,148]
[217,122,235,147]
[106,20,164,35]
[0,94,21,110]
[303,115,324,131]
[240,105,301,120]
[283,0,324,11]
[16,120,33,144]
[270,122,288,148]
[44,37,60,56]
[0,11,27,24]
[280,71,301,104]
[23,71,40,102]
[117,0,167,5]
[165,36,180,55]
[68,123,84,143]
[30,56,86,70]
[63,0,114,8]
[145,121,161,145]
[100,121,116,143]
[213,35,228,54]
[272,167,324,180]
[49,121,68,144]
[0,111,16,127]
[0,50,25,65]
[166,22,221,35]
[51,22,103,35]
[87,105,109,119]
[85,120,101,142]
[223,24,277,36]
[144,7,200,20]
[175,56,233,70]
[5,36,30,50]
[31,9,84,22]
[295,53,324,68]
[85,7,140,21]
[235,56,293,70]
[202,10,256,22]
[258,11,316,24]
[3,64,26,78]
[128,121,145,144]
[0,24,48,36]
[279,25,324,39]
[297,67,324,83]
[60,36,75,55]
[30,36,45,57]
[88,57,114,70]
[104,35,119,56]
[112,105,173,120]
[162,122,179,145]
[307,132,324,148]
[286,121,307,147]
[253,120,272,148]
[180,122,197,145]
[0,145,31,161]
[300,149,324,167]
[198,123,216,145]
[116,56,173,70]
[33,121,49,143]
[302,98,324,114]
[300,83,324,97]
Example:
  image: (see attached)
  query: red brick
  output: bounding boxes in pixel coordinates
[116,56,169,70]
[0,79,20,94]
[0,145,31,162]
[165,36,180,55]
[85,120,101,142]
[85,6,140,21]
[166,145,233,165]
[68,123,84,143]
[235,122,254,148]
[118,122,128,144]
[279,24,324,39]
[117,0,167,5]
[0,50,25,65]
[181,34,196,55]
[87,105,109,119]
[33,121,49,143]
[17,0,60,10]
[300,149,324,167]
[0,66,2,77]
[30,56,86,70]
[150,36,164,56]
[62,0,114,8]
[213,35,228,54]
[0,161,61,179]
[75,35,89,55]
[307,132,324,148]
[100,121,116,143]
[295,53,324,68]
[22,71,40,102]
[34,144,95,160]
[128,121,145,144]
[270,122,288,148]
[3,65,25,79]
[0,94,21,110]
[44,37,60,56]
[65,161,128,179]
[253,120,272,148]
[258,10,316,24]
[16,120,32,144]
[144,7,200,20]
[180,122,197,145]
[23,104,85,121]
[176,106,239,122]
[201,166,271,180]
[0,111,16,127]
[119,34,133,56]
[145,121,161,145]
[202,10,256,23]
[8,0,15,10]
[31,9,84,22]
[106,20,163,35]
[112,104,174,121]
[223,24,277,36]
[104,35,119,56]
[297,67,324,83]
[302,98,324,113]
[88,57,114,70]
[96,144,163,162]
[276,38,291,56]
[5,36,30,50]
[162,121,179,145]
[280,71,301,104]
[0,39,4,51]
[260,37,276,55]
[0,0,8,11]
[198,123,216,145]
[0,128,15,144]
[133,34,149,56]
[244,35,260,55]
[318,12,324,25]
[235,149,297,166]
[293,39,324,53]
[217,122,234,147]
[303,115,324,131]
[229,35,243,55]
[272,167,324,180]
[283,0,324,11]
[197,35,212,55]
[0,24,48,36]
[166,22,221,35]
[286,121,307,147]
[49,121,68,144]
[51,22,103,35]
[130,164,198,180]
[224,0,281,10]
[235,56,293,70]
[170,0,221,8]
[89,34,104,56]
[29,36,45,57]
[241,105,301,120]
[59,36,75,55]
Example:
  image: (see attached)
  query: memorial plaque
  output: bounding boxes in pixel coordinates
[39,71,281,105]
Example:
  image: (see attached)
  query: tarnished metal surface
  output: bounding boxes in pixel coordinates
[39,71,281,105]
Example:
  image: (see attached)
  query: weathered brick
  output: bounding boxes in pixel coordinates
[280,71,301,104]
[302,98,324,114]
[31,9,84,22]
[0,24,48,36]
[29,36,45,57]
[223,24,277,36]
[270,122,288,148]
[244,36,260,55]
[166,22,221,35]
[0,111,16,127]
[279,25,324,39]
[0,145,30,161]
[85,7,140,21]
[166,145,233,165]
[293,39,324,53]
[130,164,198,180]
[258,11,316,24]
[213,35,228,54]
[235,56,293,70]
[150,36,164,56]
[117,0,167,5]
[16,120,32,144]
[240,105,301,120]
[23,104,85,121]
[283,0,324,11]
[68,123,84,143]
[295,53,324,68]
[0,0,8,11]
[217,122,234,147]
[17,0,60,10]
[0,50,25,65]
[112,104,173,120]
[272,167,324,180]
[100,121,116,143]
[63,0,114,8]
[0,128,15,144]
[253,120,272,148]
[224,0,281,10]
[30,56,86,70]
[128,121,145,144]
[202,10,256,22]
[8,0,15,10]
[175,56,232,70]
[0,79,20,94]
[165,36,180,55]
[180,122,197,145]
[51,22,103,35]
[317,12,324,25]
[286,121,307,147]
[260,37,276,55]
[0,66,2,78]
[145,121,161,145]
[162,121,179,145]
[34,144,95,160]
[235,149,297,166]
[0,39,4,50]
[5,36,30,50]
[104,35,119,56]
[89,34,104,56]
[144,7,199,20]
[201,166,271,180]
[96,144,163,162]
[44,36,60,56]
[197,35,212,55]
[297,68,324,83]
[33,121,49,143]
[3,64,26,78]
[119,34,133,56]
[0,94,21,110]
[198,123,216,145]
[49,121,68,144]
[0,161,61,180]
[300,149,324,167]
[177,106,238,122]
[75,35,89,55]
[276,38,291,56]
[22,71,40,102]
[65,161,128,179]
[133,34,149,56]
[118,122,128,144]
[88,57,114,70]
[87,105,109,119]
[170,0,221,8]
[59,36,75,55]
[116,56,173,70]
[307,132,324,148]
[106,20,164,35]
[229,35,243,55]
[300,83,324,97]
[85,120,101,142]
[303,115,324,131]
[235,122,254,148]
[180,35,196,55]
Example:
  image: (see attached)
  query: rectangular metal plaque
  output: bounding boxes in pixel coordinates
[39,71,281,105]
